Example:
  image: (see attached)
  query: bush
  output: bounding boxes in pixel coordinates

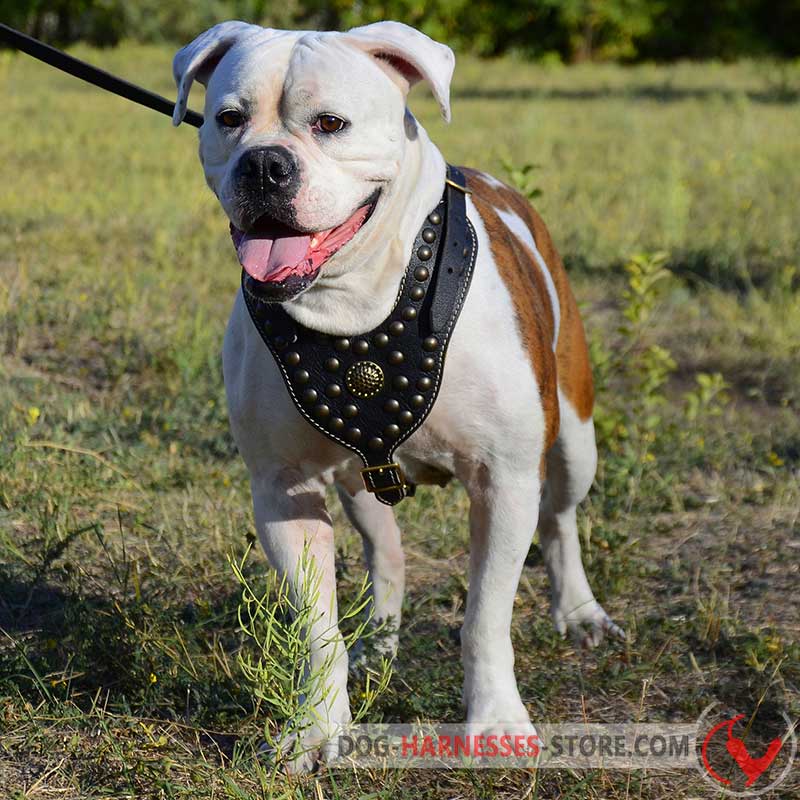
[3,0,799,60]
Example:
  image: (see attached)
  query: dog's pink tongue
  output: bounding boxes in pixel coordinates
[237,231,311,282]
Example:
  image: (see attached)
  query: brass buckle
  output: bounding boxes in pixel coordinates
[445,177,472,194]
[361,463,407,495]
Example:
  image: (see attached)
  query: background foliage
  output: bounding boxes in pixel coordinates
[3,0,800,61]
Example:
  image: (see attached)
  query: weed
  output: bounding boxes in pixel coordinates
[230,544,391,767]
[500,156,543,201]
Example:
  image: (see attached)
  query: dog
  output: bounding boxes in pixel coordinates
[173,19,624,770]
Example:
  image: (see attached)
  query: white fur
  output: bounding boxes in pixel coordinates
[178,20,622,771]
[496,207,561,350]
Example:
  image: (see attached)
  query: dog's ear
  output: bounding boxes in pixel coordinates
[343,21,455,123]
[172,21,263,126]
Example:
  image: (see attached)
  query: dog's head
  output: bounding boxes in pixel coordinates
[173,21,454,300]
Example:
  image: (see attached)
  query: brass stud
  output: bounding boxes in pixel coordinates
[353,339,369,355]
[384,424,400,439]
[393,375,409,390]
[284,351,300,366]
[422,228,436,244]
[428,211,442,225]
[388,351,404,365]
[414,266,429,281]
[368,437,384,450]
[334,338,350,352]
[294,369,310,384]
[423,336,439,352]
[389,321,405,336]
[301,388,318,405]
[417,245,432,261]
[384,398,400,413]
[325,383,342,398]
[410,393,426,407]
[410,286,425,301]
[374,332,389,347]
[421,357,435,371]
[346,427,362,443]
[463,246,469,257]
[313,403,330,420]
[329,417,344,432]
[273,335,288,349]
[401,306,417,321]
[343,404,358,418]
[262,319,273,334]
[346,361,384,398]
[399,410,413,425]
[417,377,433,391]
[324,357,340,372]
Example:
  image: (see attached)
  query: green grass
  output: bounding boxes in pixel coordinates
[1,44,799,798]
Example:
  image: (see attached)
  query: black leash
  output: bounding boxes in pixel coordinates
[0,23,204,128]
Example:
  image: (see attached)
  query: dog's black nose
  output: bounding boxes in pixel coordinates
[236,145,300,191]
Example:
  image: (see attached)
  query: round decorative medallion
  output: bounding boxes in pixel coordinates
[345,361,385,398]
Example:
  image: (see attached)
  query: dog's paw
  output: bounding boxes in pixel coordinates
[464,716,540,763]
[259,713,351,774]
[464,678,532,730]
[259,726,342,774]
[553,598,626,649]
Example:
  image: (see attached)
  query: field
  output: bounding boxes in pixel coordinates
[1,43,799,798]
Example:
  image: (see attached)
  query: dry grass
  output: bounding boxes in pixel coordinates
[1,45,798,798]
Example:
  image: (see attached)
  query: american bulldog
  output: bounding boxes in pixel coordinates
[173,19,624,770]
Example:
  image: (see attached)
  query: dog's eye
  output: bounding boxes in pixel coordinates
[315,114,346,134]
[217,109,244,128]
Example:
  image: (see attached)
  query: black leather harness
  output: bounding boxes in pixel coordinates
[242,165,477,505]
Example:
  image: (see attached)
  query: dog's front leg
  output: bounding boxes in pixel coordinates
[251,469,350,772]
[461,464,539,737]
[337,486,405,661]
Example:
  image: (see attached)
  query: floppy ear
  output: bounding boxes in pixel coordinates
[343,21,455,122]
[172,21,263,126]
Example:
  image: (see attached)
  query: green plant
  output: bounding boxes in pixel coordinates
[229,544,392,771]
[500,157,543,202]
[591,252,676,514]
[683,372,729,423]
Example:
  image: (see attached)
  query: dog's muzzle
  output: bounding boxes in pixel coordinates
[233,145,301,230]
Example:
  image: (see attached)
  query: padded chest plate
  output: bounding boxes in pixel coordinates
[242,166,476,505]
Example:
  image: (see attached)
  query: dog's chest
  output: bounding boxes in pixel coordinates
[224,182,554,492]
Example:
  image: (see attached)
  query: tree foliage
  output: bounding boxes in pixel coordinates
[3,0,799,60]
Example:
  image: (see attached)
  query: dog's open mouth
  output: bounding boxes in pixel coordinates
[230,192,379,298]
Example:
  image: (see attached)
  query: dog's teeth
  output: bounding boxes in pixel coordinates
[310,236,319,248]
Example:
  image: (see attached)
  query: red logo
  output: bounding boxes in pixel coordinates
[697,705,796,796]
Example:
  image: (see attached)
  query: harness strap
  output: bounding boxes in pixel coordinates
[0,23,203,128]
[429,167,472,332]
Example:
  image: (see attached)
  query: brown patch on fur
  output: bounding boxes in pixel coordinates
[526,206,594,421]
[461,168,560,454]
[462,168,594,431]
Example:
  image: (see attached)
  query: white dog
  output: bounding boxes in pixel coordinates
[173,19,624,770]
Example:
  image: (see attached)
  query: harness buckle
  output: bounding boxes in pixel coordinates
[444,177,472,194]
[361,463,409,497]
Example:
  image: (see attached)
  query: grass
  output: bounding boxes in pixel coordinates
[1,42,799,798]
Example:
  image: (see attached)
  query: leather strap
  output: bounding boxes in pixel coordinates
[428,166,472,332]
[0,23,204,128]
[243,166,477,505]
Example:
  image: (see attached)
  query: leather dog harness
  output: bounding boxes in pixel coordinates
[242,166,477,505]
